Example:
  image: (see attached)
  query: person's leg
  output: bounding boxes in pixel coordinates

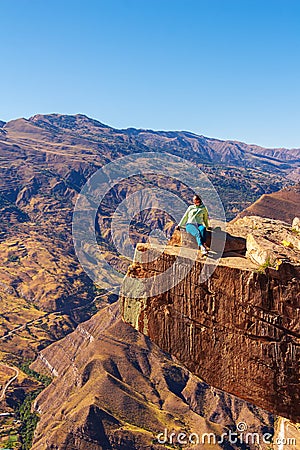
[186,223,202,247]
[198,225,207,245]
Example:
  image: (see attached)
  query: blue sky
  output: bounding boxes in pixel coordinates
[1,0,299,148]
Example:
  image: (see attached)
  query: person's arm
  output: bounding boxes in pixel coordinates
[203,207,209,228]
[178,206,191,227]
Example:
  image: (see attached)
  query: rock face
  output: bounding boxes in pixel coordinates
[120,227,300,422]
[31,302,275,450]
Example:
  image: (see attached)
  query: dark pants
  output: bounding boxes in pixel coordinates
[186,223,206,246]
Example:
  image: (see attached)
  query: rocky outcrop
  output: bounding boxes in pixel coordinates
[227,215,300,266]
[120,222,300,422]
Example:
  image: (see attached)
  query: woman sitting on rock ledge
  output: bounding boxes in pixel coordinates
[177,195,209,255]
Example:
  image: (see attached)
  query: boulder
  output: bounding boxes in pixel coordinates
[228,215,300,266]
[168,227,246,255]
[246,233,278,266]
[292,217,300,232]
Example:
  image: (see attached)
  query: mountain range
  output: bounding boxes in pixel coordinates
[0,113,299,448]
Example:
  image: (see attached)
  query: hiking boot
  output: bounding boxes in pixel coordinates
[199,245,208,256]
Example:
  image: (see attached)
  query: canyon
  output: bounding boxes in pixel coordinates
[0,114,299,448]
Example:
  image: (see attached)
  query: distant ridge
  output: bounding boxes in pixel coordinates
[1,113,299,219]
[29,113,112,131]
[232,183,300,223]
[4,113,300,165]
[27,113,300,152]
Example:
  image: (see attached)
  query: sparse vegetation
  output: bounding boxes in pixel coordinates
[7,254,20,263]
[1,432,18,449]
[16,389,42,450]
[6,360,52,449]
[17,360,51,386]
[256,257,275,273]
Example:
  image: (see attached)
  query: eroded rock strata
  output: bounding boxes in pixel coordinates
[120,237,300,422]
[233,184,300,223]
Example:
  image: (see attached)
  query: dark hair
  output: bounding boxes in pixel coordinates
[193,195,202,202]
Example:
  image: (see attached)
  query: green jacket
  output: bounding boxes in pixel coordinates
[178,204,209,228]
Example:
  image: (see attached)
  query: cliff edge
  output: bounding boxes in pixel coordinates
[120,216,300,422]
